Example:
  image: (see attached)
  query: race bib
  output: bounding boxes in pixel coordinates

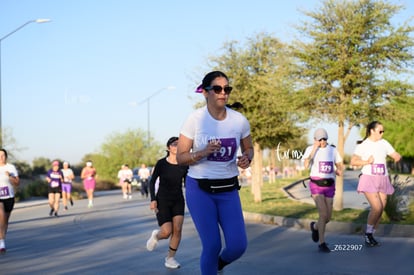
[371,164,386,175]
[318,161,333,174]
[0,186,10,198]
[207,138,237,162]
[51,181,59,188]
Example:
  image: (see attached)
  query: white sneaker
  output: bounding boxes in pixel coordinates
[123,194,127,199]
[165,256,180,269]
[146,229,159,251]
[128,195,132,200]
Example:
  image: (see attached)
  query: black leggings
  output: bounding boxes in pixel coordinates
[140,179,149,196]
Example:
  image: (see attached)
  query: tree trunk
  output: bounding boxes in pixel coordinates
[269,147,276,183]
[333,122,345,211]
[251,142,262,203]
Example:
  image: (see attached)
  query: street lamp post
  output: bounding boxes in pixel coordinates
[139,86,175,146]
[0,18,51,146]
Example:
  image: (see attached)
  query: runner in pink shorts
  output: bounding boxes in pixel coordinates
[350,121,401,247]
[303,128,343,253]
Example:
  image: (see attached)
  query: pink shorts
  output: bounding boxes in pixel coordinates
[357,174,394,194]
[309,182,335,198]
[83,178,96,190]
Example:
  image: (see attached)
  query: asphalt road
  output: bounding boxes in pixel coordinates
[1,188,413,275]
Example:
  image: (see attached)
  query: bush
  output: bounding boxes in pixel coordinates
[385,175,412,221]
[15,180,48,201]
[96,179,117,190]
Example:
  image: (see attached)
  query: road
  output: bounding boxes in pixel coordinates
[1,188,413,274]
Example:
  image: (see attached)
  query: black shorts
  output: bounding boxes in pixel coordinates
[156,197,185,227]
[0,197,15,213]
[48,186,61,194]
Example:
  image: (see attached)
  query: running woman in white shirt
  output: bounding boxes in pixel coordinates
[138,164,151,198]
[118,164,133,199]
[350,121,401,246]
[303,128,343,253]
[177,71,253,275]
[0,149,19,254]
[61,161,75,210]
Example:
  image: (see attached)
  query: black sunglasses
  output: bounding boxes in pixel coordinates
[318,138,327,141]
[379,130,384,134]
[205,85,233,95]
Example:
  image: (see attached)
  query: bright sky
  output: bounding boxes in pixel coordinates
[1,0,412,164]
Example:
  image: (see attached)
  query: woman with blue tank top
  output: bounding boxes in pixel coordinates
[177,71,254,275]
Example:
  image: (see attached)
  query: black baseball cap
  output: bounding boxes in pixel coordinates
[167,136,179,147]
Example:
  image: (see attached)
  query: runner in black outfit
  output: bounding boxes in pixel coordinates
[146,137,188,269]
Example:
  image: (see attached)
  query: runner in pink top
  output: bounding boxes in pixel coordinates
[81,161,96,208]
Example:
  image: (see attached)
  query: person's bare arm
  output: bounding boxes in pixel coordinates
[238,135,253,169]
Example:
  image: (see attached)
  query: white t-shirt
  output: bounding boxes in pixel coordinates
[118,168,133,181]
[138,168,150,180]
[353,138,395,176]
[0,163,19,199]
[180,106,251,179]
[302,145,342,178]
[62,168,74,183]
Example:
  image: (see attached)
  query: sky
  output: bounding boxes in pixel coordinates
[0,0,412,164]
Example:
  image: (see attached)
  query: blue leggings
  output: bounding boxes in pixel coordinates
[186,176,247,275]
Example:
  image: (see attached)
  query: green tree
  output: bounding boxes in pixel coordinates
[13,161,33,178]
[292,0,414,210]
[210,33,305,202]
[85,129,165,182]
[0,127,26,161]
[32,157,52,175]
[379,94,414,174]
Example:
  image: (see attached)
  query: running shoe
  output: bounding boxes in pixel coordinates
[0,248,6,254]
[88,202,93,208]
[310,222,319,242]
[49,209,54,216]
[364,233,379,247]
[318,242,331,253]
[146,229,159,251]
[54,211,59,217]
[64,206,68,211]
[165,256,180,269]
[70,198,74,206]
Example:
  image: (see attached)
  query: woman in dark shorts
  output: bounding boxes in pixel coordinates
[146,137,188,269]
[0,149,20,254]
[46,160,64,217]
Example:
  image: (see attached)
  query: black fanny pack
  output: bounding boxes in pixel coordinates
[311,178,335,187]
[197,176,240,193]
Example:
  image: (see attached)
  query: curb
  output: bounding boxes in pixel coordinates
[243,211,414,238]
[15,195,413,238]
